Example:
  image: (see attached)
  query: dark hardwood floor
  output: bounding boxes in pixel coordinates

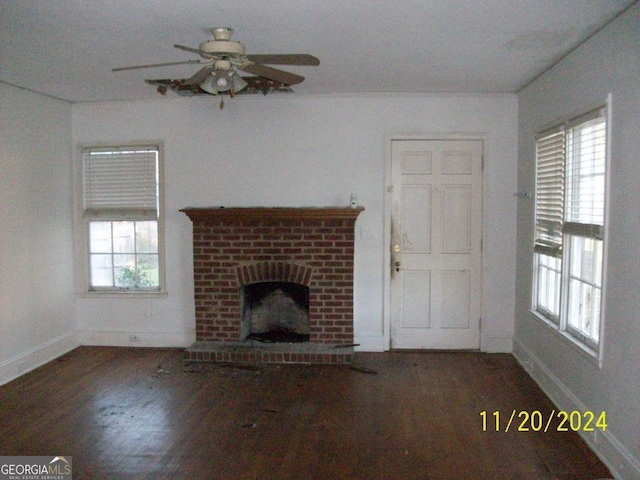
[0,347,612,479]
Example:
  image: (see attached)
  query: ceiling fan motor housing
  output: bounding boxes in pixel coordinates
[199,40,246,56]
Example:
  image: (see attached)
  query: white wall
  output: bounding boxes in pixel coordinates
[515,4,640,478]
[72,93,518,352]
[0,83,78,384]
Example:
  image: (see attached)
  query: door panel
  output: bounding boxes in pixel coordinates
[441,185,471,253]
[390,139,482,350]
[402,151,432,174]
[442,151,472,174]
[401,272,431,328]
[402,185,431,252]
[441,270,470,328]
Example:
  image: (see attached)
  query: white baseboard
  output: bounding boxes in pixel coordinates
[482,334,513,353]
[77,330,195,348]
[353,335,386,352]
[0,332,79,386]
[513,337,640,480]
[354,335,513,353]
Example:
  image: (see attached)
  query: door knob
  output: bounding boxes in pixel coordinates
[393,244,401,252]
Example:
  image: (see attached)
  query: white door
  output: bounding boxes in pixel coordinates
[390,139,483,349]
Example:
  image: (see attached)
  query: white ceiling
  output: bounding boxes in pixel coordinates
[0,0,635,103]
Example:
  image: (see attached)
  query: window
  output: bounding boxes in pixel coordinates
[532,108,607,353]
[81,145,163,292]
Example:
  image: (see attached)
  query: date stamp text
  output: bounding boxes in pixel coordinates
[480,410,607,432]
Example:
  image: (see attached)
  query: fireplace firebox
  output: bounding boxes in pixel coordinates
[242,282,310,343]
[181,207,363,364]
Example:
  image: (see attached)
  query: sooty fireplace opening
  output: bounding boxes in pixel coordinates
[241,282,310,343]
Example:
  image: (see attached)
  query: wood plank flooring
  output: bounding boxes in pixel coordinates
[0,347,612,479]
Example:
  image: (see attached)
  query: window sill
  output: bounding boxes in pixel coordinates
[529,310,602,368]
[79,290,168,299]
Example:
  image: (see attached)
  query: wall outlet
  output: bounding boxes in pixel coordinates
[129,334,141,343]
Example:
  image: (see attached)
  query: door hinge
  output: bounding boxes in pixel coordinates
[481,155,485,171]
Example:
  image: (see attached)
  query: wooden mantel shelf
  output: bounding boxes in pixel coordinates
[180,206,364,222]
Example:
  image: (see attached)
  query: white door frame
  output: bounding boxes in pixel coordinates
[383,133,489,351]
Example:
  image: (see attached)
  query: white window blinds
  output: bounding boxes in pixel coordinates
[534,130,565,257]
[565,115,606,240]
[82,147,159,215]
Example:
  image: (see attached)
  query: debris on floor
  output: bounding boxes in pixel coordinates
[349,365,378,374]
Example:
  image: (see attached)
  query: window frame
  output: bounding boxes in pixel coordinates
[75,143,166,296]
[531,102,610,361]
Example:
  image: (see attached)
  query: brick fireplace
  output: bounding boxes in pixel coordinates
[181,207,363,364]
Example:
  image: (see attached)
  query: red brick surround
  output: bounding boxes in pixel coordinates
[181,207,364,345]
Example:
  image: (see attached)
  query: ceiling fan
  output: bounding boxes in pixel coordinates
[113,27,320,99]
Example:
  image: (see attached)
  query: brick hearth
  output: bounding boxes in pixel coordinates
[181,207,363,364]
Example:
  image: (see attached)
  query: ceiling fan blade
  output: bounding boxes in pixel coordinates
[182,66,214,86]
[112,60,203,72]
[245,54,320,66]
[174,44,214,57]
[238,63,305,85]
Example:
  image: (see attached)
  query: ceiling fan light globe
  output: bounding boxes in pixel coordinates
[232,75,248,93]
[216,77,229,90]
[200,76,219,95]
